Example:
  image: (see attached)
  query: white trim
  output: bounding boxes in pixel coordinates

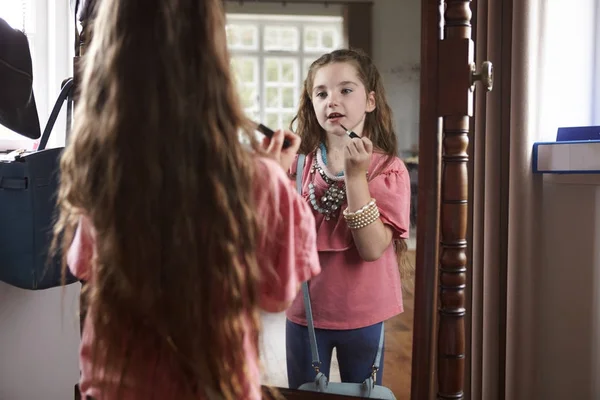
[44,0,74,149]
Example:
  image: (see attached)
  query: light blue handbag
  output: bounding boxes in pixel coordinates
[294,154,396,399]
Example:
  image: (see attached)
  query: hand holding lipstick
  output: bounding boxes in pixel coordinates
[343,135,373,179]
[262,128,301,172]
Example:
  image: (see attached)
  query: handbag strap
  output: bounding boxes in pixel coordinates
[295,155,321,371]
[38,78,74,151]
[295,154,306,194]
[372,322,385,379]
[295,152,385,379]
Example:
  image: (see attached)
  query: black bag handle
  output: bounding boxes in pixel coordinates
[38,78,74,151]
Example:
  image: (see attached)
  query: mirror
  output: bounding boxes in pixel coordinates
[0,0,476,397]
[224,1,421,398]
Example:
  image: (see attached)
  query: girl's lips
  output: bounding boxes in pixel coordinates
[327,115,344,123]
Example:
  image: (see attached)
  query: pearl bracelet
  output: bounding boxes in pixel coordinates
[343,199,380,230]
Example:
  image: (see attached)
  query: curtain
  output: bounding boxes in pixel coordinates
[470,0,514,398]
[470,0,544,398]
[471,0,599,399]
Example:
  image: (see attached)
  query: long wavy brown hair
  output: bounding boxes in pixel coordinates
[53,0,263,397]
[291,48,414,290]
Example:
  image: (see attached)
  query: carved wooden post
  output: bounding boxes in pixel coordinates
[437,1,473,398]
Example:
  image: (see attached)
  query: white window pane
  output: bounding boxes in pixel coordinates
[226,25,240,47]
[261,112,297,131]
[264,26,299,51]
[240,86,258,109]
[281,29,297,50]
[265,112,280,129]
[226,24,258,50]
[281,112,297,130]
[241,28,256,48]
[265,87,280,108]
[282,88,296,108]
[231,57,258,84]
[264,31,277,50]
[265,58,280,83]
[244,110,260,123]
[321,29,336,50]
[265,57,299,85]
[281,60,297,83]
[303,57,318,79]
[303,28,321,52]
[303,26,340,53]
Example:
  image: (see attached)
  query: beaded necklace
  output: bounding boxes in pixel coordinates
[308,144,346,220]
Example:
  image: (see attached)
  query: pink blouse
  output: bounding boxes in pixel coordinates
[285,151,411,330]
[68,156,321,400]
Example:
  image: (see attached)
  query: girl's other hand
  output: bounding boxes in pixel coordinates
[263,129,301,172]
[344,137,373,179]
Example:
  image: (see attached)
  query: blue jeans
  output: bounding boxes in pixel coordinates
[285,319,385,389]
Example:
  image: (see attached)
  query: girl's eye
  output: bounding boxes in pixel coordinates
[342,88,353,94]
[316,92,327,98]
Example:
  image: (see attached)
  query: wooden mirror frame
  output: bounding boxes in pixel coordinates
[72,0,475,399]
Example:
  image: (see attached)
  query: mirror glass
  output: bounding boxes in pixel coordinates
[225,1,421,398]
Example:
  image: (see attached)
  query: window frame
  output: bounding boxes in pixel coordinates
[226,13,346,130]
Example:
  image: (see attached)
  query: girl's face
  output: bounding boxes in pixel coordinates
[310,62,376,138]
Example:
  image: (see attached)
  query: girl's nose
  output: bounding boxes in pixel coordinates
[327,94,339,108]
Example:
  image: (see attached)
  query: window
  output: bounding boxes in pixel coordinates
[536,0,600,141]
[0,0,37,150]
[0,0,74,151]
[226,14,345,130]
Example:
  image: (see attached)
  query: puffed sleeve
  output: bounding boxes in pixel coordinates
[254,157,321,313]
[66,215,95,281]
[368,157,411,239]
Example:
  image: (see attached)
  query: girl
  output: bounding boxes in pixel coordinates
[285,49,412,389]
[53,0,320,399]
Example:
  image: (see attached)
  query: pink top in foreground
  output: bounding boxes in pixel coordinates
[68,156,321,400]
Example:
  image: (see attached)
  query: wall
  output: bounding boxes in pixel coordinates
[0,284,81,400]
[534,177,600,399]
[372,0,421,155]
